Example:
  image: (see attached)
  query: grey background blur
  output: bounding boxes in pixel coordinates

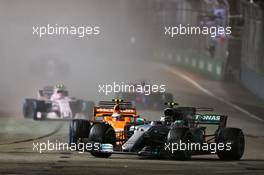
[0,0,263,115]
[0,0,154,114]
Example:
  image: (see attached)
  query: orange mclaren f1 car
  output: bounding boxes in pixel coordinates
[69,99,146,149]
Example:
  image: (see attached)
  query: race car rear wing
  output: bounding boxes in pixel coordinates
[98,99,133,108]
[194,114,227,128]
[94,107,137,116]
[38,86,69,99]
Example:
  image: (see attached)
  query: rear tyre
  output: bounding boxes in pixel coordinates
[23,99,37,119]
[81,101,94,120]
[33,101,46,120]
[167,128,192,160]
[69,119,91,147]
[70,100,83,117]
[71,100,94,119]
[216,128,245,160]
[89,123,116,158]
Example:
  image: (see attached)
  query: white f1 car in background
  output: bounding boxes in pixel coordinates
[23,86,94,120]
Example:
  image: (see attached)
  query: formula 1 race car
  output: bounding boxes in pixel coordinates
[70,102,245,160]
[23,85,94,120]
[115,81,173,110]
[115,92,174,110]
[69,99,146,156]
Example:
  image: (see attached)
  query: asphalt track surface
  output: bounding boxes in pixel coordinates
[0,59,264,175]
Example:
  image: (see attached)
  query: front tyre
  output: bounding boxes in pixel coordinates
[89,123,116,158]
[167,128,192,160]
[69,119,91,145]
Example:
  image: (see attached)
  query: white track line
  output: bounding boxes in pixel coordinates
[165,66,264,122]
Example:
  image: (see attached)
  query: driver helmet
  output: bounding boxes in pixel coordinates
[112,112,121,121]
[112,104,121,120]
[53,84,65,98]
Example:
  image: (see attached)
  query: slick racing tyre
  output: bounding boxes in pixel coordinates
[167,128,192,160]
[89,123,116,158]
[23,99,37,119]
[33,101,47,120]
[216,128,245,160]
[69,119,91,146]
[71,100,94,119]
[81,101,94,120]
